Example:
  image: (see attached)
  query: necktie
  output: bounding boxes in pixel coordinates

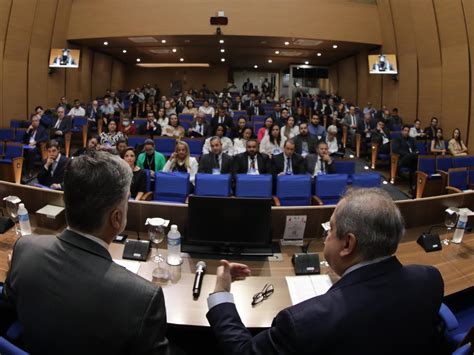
[320,159,325,174]
[197,124,201,134]
[286,157,292,174]
[255,106,258,115]
[215,155,220,169]
[55,119,61,129]
[250,157,255,171]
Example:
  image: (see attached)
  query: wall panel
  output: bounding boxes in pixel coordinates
[79,47,93,103]
[91,52,112,99]
[111,59,126,92]
[356,50,368,108]
[462,0,473,146]
[0,0,13,126]
[328,64,338,95]
[337,56,357,104]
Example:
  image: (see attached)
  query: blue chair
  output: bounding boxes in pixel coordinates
[154,172,190,203]
[437,156,453,172]
[314,174,349,205]
[333,159,356,175]
[144,169,151,192]
[180,121,191,131]
[416,141,429,155]
[446,168,469,193]
[154,137,177,156]
[1,143,23,161]
[0,129,15,142]
[254,122,264,133]
[71,116,88,147]
[235,174,273,198]
[351,172,381,188]
[275,174,312,206]
[14,129,26,143]
[133,119,146,127]
[439,303,469,349]
[252,115,266,122]
[233,111,248,119]
[183,139,204,158]
[127,135,146,149]
[178,114,194,121]
[453,156,474,169]
[0,337,28,355]
[415,156,438,198]
[9,120,24,129]
[195,173,231,197]
[453,343,471,355]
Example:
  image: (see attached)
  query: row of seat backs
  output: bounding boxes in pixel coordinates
[418,155,474,176]
[0,142,24,162]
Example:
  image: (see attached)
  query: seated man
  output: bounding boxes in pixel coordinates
[136,139,166,183]
[293,122,318,158]
[50,106,72,147]
[271,139,305,176]
[343,105,358,149]
[23,114,49,174]
[188,112,210,138]
[198,136,233,174]
[308,114,326,140]
[35,140,68,190]
[392,125,419,193]
[85,100,102,130]
[305,140,335,176]
[207,188,445,355]
[211,107,233,131]
[68,99,86,118]
[139,112,162,136]
[357,112,376,156]
[371,120,390,154]
[5,151,169,354]
[232,138,270,175]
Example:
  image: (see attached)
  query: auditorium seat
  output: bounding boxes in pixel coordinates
[452,156,474,169]
[71,117,88,148]
[0,143,23,184]
[415,156,438,198]
[314,173,349,205]
[351,172,381,188]
[274,174,312,206]
[195,173,231,197]
[154,137,177,156]
[445,168,469,193]
[14,129,26,143]
[183,139,204,158]
[453,343,471,355]
[154,172,189,203]
[252,115,266,122]
[235,174,272,198]
[439,303,469,349]
[127,135,146,150]
[178,114,194,121]
[333,159,356,175]
[9,120,25,129]
[0,129,15,142]
[416,140,429,155]
[0,337,28,355]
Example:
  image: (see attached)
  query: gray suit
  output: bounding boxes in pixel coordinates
[5,230,169,355]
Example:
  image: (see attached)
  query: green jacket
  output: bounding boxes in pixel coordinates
[137,151,166,173]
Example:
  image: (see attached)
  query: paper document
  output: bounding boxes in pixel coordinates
[113,259,141,274]
[285,275,333,305]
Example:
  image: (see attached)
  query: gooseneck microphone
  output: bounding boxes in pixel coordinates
[192,261,207,299]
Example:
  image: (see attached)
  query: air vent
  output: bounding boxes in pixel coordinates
[149,49,171,54]
[279,51,305,57]
[293,39,323,47]
[128,37,158,43]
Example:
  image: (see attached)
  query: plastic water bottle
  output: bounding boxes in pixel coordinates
[452,212,467,244]
[167,225,182,265]
[18,203,32,236]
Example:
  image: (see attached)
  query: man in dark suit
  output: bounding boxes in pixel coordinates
[187,112,210,138]
[305,141,336,176]
[206,188,445,355]
[139,112,162,136]
[231,96,247,111]
[85,100,102,130]
[269,103,282,125]
[357,112,377,157]
[293,122,318,157]
[232,138,270,175]
[271,139,305,176]
[392,125,419,194]
[210,107,233,131]
[246,99,265,118]
[424,117,439,141]
[23,114,49,174]
[198,137,233,174]
[50,106,72,147]
[36,140,68,190]
[5,151,170,355]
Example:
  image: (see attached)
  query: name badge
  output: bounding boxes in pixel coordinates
[382,137,389,145]
[248,168,257,175]
[212,168,220,175]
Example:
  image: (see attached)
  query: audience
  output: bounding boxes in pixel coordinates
[280,116,299,140]
[182,100,198,116]
[203,124,233,156]
[210,107,233,131]
[269,103,282,124]
[188,112,210,138]
[136,139,166,182]
[257,117,273,142]
[247,99,265,117]
[68,99,85,117]
[156,108,168,128]
[448,128,468,156]
[100,97,115,117]
[119,117,136,136]
[233,127,254,155]
[424,117,439,140]
[343,106,358,148]
[85,100,101,129]
[73,136,99,157]
[409,119,426,139]
[198,137,233,174]
[392,125,419,194]
[430,128,446,155]
[51,106,71,147]
[260,123,286,157]
[306,140,335,176]
[308,114,326,140]
[163,141,199,185]
[232,138,270,175]
[121,147,147,200]
[162,113,185,138]
[271,139,305,176]
[326,125,343,157]
[23,115,49,174]
[37,140,68,190]
[293,122,317,157]
[357,113,376,156]
[230,116,247,139]
[198,100,215,117]
[371,120,390,155]
[140,112,161,136]
[99,120,125,147]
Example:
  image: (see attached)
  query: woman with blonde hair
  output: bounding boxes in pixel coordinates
[448,128,468,156]
[163,140,199,185]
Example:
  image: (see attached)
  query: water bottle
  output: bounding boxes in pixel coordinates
[18,203,32,236]
[452,212,467,244]
[167,225,182,265]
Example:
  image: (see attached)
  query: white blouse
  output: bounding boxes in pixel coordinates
[233,138,248,155]
[281,125,300,140]
[259,135,287,156]
[163,157,199,185]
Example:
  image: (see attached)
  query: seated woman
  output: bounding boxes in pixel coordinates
[230,116,248,139]
[203,124,234,156]
[326,125,344,158]
[121,147,147,201]
[430,128,446,155]
[233,127,254,155]
[99,120,125,147]
[163,141,199,185]
[260,123,286,157]
[281,116,299,140]
[161,113,185,138]
[181,100,198,116]
[257,117,273,142]
[156,108,169,128]
[448,128,468,156]
[73,136,99,157]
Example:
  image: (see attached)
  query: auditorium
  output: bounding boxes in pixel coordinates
[0,0,473,354]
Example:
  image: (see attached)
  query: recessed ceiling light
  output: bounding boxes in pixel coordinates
[254,65,258,69]
[103,41,109,46]
[220,49,225,53]
[161,39,167,44]
[268,59,273,63]
[136,58,141,62]
[122,49,127,53]
[333,44,338,48]
[297,67,300,70]
[221,58,226,62]
[172,48,177,53]
[317,52,322,56]
[284,41,290,46]
[305,61,309,65]
[219,39,224,44]
[180,58,184,62]
[275,50,280,54]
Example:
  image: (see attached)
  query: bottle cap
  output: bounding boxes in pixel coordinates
[170,224,178,232]
[19,203,25,209]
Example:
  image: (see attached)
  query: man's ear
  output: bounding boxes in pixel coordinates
[339,233,357,257]
[109,208,123,231]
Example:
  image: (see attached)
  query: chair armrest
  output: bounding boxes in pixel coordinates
[446,186,462,194]
[415,171,429,199]
[141,192,153,201]
[312,196,323,205]
[390,153,400,184]
[272,196,281,206]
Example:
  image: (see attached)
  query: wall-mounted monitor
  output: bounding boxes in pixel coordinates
[368,54,397,74]
[49,48,80,68]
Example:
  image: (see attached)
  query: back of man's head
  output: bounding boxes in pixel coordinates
[335,188,404,261]
[63,151,132,234]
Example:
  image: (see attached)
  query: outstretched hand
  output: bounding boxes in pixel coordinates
[214,259,251,293]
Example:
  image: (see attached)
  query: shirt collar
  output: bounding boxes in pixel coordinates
[67,227,109,250]
[341,255,392,278]
[55,153,61,163]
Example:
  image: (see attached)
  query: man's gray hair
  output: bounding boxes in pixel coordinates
[334,188,405,260]
[63,151,132,233]
[209,136,221,144]
[327,125,338,134]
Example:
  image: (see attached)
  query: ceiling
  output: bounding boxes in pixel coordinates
[72,35,379,70]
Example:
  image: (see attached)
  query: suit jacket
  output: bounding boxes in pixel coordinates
[356,119,376,136]
[271,153,306,175]
[210,115,234,130]
[305,154,335,175]
[37,155,68,187]
[270,111,284,126]
[5,231,169,355]
[343,113,358,128]
[293,135,318,155]
[188,121,210,137]
[51,116,72,135]
[392,136,418,157]
[232,152,270,174]
[231,102,247,111]
[85,106,102,121]
[207,256,445,355]
[246,106,265,117]
[198,153,233,174]
[424,126,437,141]
[22,126,48,145]
[139,120,162,136]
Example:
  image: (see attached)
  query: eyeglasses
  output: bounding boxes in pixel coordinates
[252,283,274,306]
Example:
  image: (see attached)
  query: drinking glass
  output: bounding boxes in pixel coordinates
[4,196,21,237]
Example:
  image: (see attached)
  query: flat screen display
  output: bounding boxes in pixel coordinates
[368,54,397,74]
[183,196,273,256]
[49,48,80,68]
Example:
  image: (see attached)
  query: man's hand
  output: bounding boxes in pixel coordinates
[214,259,251,293]
[149,170,155,178]
[45,156,54,168]
[322,153,331,162]
[27,125,33,133]
[50,183,62,190]
[55,130,63,136]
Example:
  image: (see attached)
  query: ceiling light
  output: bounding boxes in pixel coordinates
[161,39,167,44]
[333,44,338,48]
[136,58,141,62]
[268,59,273,63]
[254,65,258,69]
[103,41,109,46]
[180,58,184,62]
[284,41,290,46]
[305,61,309,65]
[122,49,127,53]
[219,39,224,44]
[275,50,280,54]
[317,52,322,56]
[172,48,177,53]
[220,49,225,53]
[221,58,225,62]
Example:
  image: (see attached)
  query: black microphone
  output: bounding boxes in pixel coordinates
[192,261,207,299]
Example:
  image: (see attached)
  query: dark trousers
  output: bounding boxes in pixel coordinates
[400,153,418,190]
